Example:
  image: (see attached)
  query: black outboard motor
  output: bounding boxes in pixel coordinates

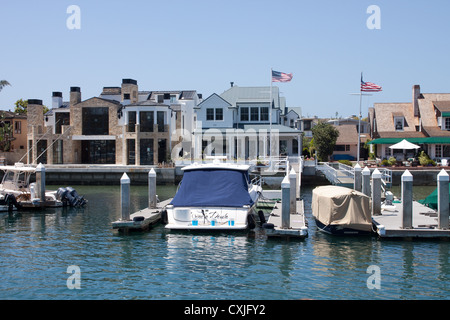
[56,187,87,207]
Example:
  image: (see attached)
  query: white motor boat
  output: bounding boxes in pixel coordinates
[164,161,262,231]
[0,163,86,209]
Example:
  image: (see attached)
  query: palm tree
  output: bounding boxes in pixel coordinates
[0,80,11,92]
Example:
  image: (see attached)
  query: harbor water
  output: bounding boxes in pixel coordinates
[0,185,448,300]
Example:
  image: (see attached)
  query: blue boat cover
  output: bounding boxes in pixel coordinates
[170,169,254,208]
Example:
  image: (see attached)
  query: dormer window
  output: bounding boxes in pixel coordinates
[394,116,404,131]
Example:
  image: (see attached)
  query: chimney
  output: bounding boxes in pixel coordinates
[70,87,81,105]
[230,82,234,87]
[52,92,63,109]
[413,85,420,117]
[121,78,138,103]
[27,99,44,131]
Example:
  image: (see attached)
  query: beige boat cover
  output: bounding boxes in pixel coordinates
[312,185,372,231]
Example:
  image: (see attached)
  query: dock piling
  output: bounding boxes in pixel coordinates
[281,175,290,229]
[401,170,413,229]
[36,163,46,202]
[362,166,371,197]
[289,168,297,214]
[438,169,449,230]
[148,168,157,209]
[354,163,362,192]
[121,173,131,221]
[371,169,381,216]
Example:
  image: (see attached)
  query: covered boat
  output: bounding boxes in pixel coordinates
[164,161,262,230]
[312,185,373,235]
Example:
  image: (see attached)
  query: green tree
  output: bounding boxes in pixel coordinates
[0,80,10,92]
[0,113,12,151]
[312,122,339,162]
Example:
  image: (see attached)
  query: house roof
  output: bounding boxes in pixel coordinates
[220,86,283,109]
[196,93,232,109]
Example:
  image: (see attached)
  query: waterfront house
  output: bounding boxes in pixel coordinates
[193,85,302,161]
[28,79,201,165]
[368,85,450,162]
[328,117,370,161]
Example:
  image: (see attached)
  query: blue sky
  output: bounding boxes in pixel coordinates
[1,0,450,118]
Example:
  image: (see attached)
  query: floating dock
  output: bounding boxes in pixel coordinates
[112,198,171,232]
[373,201,450,238]
[261,168,308,239]
[264,199,307,238]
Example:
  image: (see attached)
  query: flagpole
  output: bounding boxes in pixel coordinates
[269,68,273,169]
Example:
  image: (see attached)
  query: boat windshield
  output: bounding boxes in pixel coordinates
[170,169,254,208]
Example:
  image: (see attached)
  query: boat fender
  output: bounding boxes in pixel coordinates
[262,223,275,230]
[247,215,256,230]
[133,216,145,222]
[257,210,266,224]
[160,209,168,224]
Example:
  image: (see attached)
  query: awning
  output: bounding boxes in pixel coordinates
[368,137,450,145]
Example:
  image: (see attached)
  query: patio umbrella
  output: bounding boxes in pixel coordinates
[388,139,420,150]
[389,139,420,161]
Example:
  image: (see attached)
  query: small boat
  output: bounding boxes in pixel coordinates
[312,185,373,235]
[164,161,262,231]
[0,163,86,209]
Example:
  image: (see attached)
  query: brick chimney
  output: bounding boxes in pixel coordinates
[70,87,81,106]
[27,99,44,133]
[121,79,138,103]
[413,85,421,117]
[52,91,63,109]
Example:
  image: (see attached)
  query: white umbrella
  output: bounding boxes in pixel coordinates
[389,139,420,150]
[389,139,420,161]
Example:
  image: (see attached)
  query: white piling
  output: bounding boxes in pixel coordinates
[36,163,46,202]
[437,169,449,230]
[281,175,290,229]
[401,170,413,229]
[362,166,371,197]
[148,168,157,209]
[354,163,362,192]
[289,168,297,214]
[371,168,381,216]
[121,173,131,221]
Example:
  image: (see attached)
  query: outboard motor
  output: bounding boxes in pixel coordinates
[56,187,87,207]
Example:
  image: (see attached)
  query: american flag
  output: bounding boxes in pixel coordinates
[272,70,293,82]
[361,76,382,92]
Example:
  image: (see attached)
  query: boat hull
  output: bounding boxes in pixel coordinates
[314,218,373,236]
[165,206,257,231]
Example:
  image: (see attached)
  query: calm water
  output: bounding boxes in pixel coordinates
[0,184,448,300]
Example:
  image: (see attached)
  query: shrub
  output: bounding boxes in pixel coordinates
[338,160,353,167]
[388,157,397,166]
[380,159,389,166]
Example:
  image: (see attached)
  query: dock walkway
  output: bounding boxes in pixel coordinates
[112,199,171,232]
[265,199,308,238]
[373,201,450,238]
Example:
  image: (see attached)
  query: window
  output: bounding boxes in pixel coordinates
[394,117,404,131]
[251,107,259,121]
[55,113,70,134]
[215,108,223,121]
[436,145,442,158]
[445,118,450,130]
[240,107,249,121]
[128,111,136,132]
[82,107,109,135]
[140,111,154,132]
[14,121,21,134]
[261,107,269,121]
[206,108,214,121]
[157,111,165,132]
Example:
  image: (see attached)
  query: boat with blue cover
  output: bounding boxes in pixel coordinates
[164,161,262,231]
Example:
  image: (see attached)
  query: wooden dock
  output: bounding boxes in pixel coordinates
[112,198,172,232]
[372,201,450,238]
[264,199,308,239]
